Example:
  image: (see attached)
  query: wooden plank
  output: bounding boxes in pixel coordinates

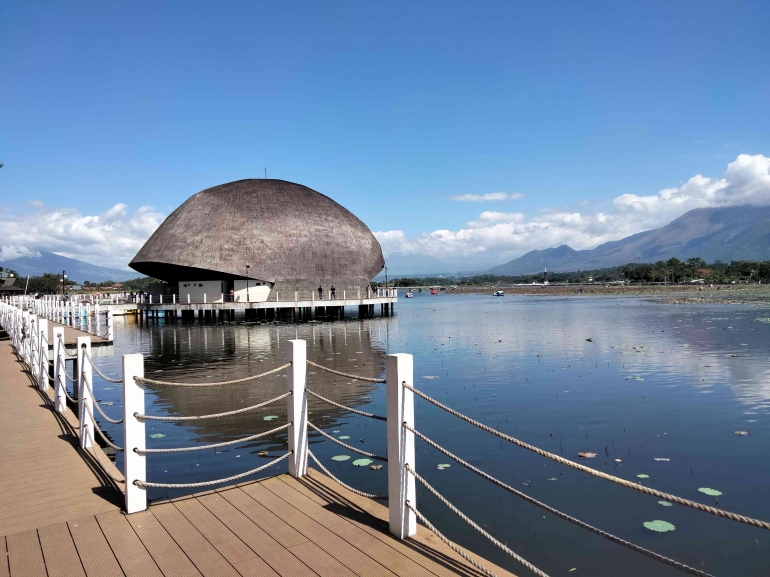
[67,516,124,577]
[38,523,86,577]
[6,530,47,577]
[1,501,119,539]
[96,510,163,577]
[172,498,256,565]
[124,510,202,577]
[288,541,358,577]
[150,502,241,577]
[1,537,11,577]
[195,493,311,577]
[238,483,397,577]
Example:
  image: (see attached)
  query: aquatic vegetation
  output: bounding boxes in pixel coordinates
[332,455,350,461]
[643,520,675,532]
[149,433,165,439]
[698,488,722,496]
[352,458,373,466]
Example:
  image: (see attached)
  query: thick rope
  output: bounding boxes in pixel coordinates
[134,451,291,489]
[135,363,291,387]
[58,356,77,382]
[307,390,387,421]
[136,423,291,454]
[407,502,498,577]
[308,421,387,461]
[306,359,386,383]
[406,425,713,577]
[83,349,123,383]
[80,372,123,424]
[308,450,388,500]
[135,392,290,421]
[404,383,770,532]
[58,335,79,357]
[83,425,126,484]
[407,465,550,577]
[84,403,125,452]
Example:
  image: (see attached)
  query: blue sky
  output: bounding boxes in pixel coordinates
[2,1,769,270]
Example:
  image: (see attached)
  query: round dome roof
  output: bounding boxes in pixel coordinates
[129,179,384,282]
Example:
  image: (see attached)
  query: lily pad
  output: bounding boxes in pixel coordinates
[331,455,350,462]
[637,474,649,479]
[577,452,597,459]
[643,520,675,532]
[734,430,749,436]
[263,415,279,421]
[698,487,722,496]
[658,501,673,507]
[437,464,451,469]
[423,376,439,379]
[352,458,373,467]
[102,401,114,406]
[653,458,670,462]
[149,433,165,439]
[339,435,350,440]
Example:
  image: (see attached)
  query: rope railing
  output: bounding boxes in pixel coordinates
[404,383,770,532]
[134,363,291,387]
[405,424,713,577]
[308,421,387,461]
[308,450,388,500]
[136,423,291,454]
[307,390,387,421]
[83,425,126,485]
[134,392,291,421]
[83,349,122,383]
[80,372,123,424]
[406,464,550,577]
[83,403,124,452]
[58,356,78,387]
[306,359,385,383]
[58,335,79,357]
[133,450,292,489]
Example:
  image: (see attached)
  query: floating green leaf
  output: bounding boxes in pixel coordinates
[102,401,114,406]
[643,520,675,532]
[263,415,278,421]
[637,474,649,479]
[698,487,722,496]
[149,433,165,439]
[331,455,350,461]
[352,458,373,467]
[338,435,350,440]
[658,501,673,507]
[437,464,451,469]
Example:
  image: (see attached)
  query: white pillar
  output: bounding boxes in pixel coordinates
[38,318,49,391]
[53,327,67,412]
[107,307,114,341]
[287,339,308,478]
[123,354,146,513]
[387,353,416,539]
[77,337,93,449]
[28,314,38,377]
[172,293,176,304]
[187,294,190,304]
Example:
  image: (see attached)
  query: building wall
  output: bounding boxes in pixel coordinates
[233,280,272,303]
[178,280,227,303]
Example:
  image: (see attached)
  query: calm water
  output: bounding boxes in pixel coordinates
[86,294,770,576]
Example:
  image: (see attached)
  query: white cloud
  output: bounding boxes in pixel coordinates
[0,202,165,269]
[449,192,525,202]
[379,154,770,267]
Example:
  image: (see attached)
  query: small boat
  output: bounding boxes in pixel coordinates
[405,291,414,298]
[430,288,438,295]
[494,290,504,296]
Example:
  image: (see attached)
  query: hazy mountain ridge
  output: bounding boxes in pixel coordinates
[488,206,770,275]
[0,251,139,284]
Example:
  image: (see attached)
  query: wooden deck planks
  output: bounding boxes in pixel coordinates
[37,524,85,577]
[124,510,202,577]
[95,511,163,577]
[5,531,46,577]
[67,516,123,577]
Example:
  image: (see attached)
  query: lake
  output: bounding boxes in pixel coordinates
[88,293,770,576]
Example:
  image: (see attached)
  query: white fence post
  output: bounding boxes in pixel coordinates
[172,293,176,304]
[123,354,146,513]
[28,314,37,378]
[38,318,49,391]
[387,353,416,539]
[77,336,93,449]
[287,339,308,478]
[107,306,114,341]
[53,327,67,412]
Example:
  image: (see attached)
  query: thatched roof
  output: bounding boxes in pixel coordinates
[130,179,384,282]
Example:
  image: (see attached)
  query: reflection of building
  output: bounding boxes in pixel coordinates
[130,179,385,303]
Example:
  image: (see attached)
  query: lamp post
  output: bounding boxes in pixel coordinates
[245,265,250,303]
[61,270,67,296]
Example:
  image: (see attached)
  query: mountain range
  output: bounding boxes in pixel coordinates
[488,205,770,276]
[0,251,138,284]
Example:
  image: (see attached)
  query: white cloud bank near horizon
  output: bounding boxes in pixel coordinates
[376,153,770,266]
[1,153,769,271]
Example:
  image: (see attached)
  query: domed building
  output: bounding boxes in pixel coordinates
[129,179,385,303]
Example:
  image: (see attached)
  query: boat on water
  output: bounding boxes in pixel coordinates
[405,291,414,298]
[430,288,439,295]
[494,290,504,296]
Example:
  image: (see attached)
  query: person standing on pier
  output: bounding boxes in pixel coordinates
[318,285,323,300]
[330,285,336,299]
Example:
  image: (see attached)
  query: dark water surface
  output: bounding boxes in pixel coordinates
[89,294,770,576]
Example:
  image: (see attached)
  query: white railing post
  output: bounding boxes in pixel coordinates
[123,354,146,513]
[203,293,206,304]
[172,293,176,304]
[38,318,49,391]
[107,307,114,341]
[28,314,37,378]
[287,339,308,478]
[187,294,190,304]
[387,352,416,539]
[77,336,93,449]
[53,327,67,412]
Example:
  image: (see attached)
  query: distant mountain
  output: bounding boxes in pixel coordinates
[489,205,770,275]
[0,251,139,284]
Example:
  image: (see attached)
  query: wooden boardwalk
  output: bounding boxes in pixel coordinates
[0,340,517,577]
[45,320,110,347]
